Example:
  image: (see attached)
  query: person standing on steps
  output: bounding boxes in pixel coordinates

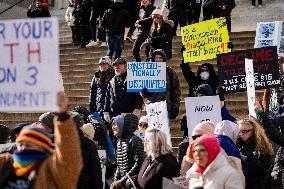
[125,0,141,43]
[102,0,130,60]
[220,0,236,32]
[132,0,156,62]
[27,0,51,18]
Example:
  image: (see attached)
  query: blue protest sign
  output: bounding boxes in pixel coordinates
[127,62,166,92]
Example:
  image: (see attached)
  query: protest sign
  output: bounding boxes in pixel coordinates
[0,17,60,112]
[245,59,256,117]
[127,62,166,92]
[134,130,145,140]
[255,21,284,56]
[185,96,222,142]
[163,177,186,189]
[145,101,172,146]
[181,17,230,63]
[172,176,188,188]
[217,46,280,93]
[98,150,106,189]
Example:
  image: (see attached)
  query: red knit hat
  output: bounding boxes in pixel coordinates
[193,134,221,174]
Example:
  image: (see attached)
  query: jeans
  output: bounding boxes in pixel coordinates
[106,35,123,60]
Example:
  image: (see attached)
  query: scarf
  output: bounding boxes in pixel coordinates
[13,149,49,177]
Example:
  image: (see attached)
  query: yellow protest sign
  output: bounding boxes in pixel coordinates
[181,17,231,63]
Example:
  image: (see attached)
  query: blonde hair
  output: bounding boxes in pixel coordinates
[144,126,171,159]
[151,20,162,32]
[238,118,273,156]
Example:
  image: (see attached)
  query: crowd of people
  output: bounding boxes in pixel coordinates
[0,0,280,189]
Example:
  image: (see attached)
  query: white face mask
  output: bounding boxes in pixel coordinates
[200,71,209,80]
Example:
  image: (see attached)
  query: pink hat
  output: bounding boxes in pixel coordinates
[192,121,215,136]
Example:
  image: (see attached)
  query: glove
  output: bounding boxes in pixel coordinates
[133,109,141,117]
[110,180,124,189]
[216,86,225,101]
[103,112,111,123]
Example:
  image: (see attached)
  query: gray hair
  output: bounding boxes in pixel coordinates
[144,126,171,159]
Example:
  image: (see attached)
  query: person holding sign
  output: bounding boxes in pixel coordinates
[137,127,179,189]
[186,135,245,189]
[142,49,181,120]
[0,92,83,189]
[27,0,51,18]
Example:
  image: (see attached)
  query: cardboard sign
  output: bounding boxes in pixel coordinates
[145,101,172,147]
[163,177,186,189]
[181,17,230,63]
[0,17,60,112]
[217,46,280,93]
[185,96,222,142]
[127,62,166,92]
[98,150,106,189]
[255,21,284,56]
[245,59,256,117]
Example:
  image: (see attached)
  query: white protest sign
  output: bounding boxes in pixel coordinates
[98,150,106,189]
[255,21,284,56]
[172,176,188,188]
[185,96,222,142]
[145,101,172,146]
[134,130,145,140]
[245,59,256,117]
[0,17,60,112]
[127,62,166,92]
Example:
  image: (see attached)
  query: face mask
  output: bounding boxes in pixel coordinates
[200,71,209,80]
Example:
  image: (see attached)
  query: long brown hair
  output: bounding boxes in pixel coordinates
[238,118,273,156]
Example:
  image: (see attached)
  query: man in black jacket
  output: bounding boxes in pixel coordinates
[111,113,145,188]
[102,0,130,59]
[132,0,155,62]
[27,0,50,18]
[108,58,143,117]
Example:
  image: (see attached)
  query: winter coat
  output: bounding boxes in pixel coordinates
[187,150,245,189]
[257,111,284,188]
[27,7,51,18]
[114,119,145,183]
[168,0,190,15]
[89,69,114,113]
[137,5,156,36]
[180,63,219,96]
[144,67,181,120]
[149,22,173,59]
[137,153,179,189]
[65,5,75,26]
[221,104,236,122]
[77,131,103,189]
[102,3,130,36]
[220,0,236,14]
[236,136,273,189]
[108,72,143,117]
[0,116,82,189]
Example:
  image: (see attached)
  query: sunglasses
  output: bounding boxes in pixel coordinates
[192,135,202,140]
[240,129,252,134]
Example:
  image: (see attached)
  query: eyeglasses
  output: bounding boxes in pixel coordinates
[192,135,202,140]
[240,129,253,134]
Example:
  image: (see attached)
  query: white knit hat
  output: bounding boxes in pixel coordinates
[139,115,149,124]
[151,8,163,17]
[81,123,95,139]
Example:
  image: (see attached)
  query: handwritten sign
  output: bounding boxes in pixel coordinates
[134,130,145,140]
[145,101,172,146]
[255,21,284,56]
[245,59,256,117]
[0,17,60,112]
[217,46,280,93]
[98,150,106,189]
[185,96,222,142]
[181,17,230,63]
[127,62,166,92]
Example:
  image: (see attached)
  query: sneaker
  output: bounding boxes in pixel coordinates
[249,5,256,8]
[86,40,99,47]
[126,36,134,43]
[258,5,263,8]
[101,42,107,47]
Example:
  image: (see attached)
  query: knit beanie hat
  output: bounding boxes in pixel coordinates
[82,123,95,139]
[70,111,84,128]
[38,112,55,130]
[16,126,52,152]
[192,121,215,136]
[139,115,149,124]
[124,113,139,132]
[193,135,221,173]
[215,120,240,144]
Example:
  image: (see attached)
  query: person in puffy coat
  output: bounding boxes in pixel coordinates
[65,0,76,43]
[89,56,115,114]
[111,113,145,189]
[186,135,245,189]
[236,118,274,189]
[142,49,181,120]
[137,127,179,189]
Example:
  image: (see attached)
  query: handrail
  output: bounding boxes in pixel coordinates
[0,0,29,15]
